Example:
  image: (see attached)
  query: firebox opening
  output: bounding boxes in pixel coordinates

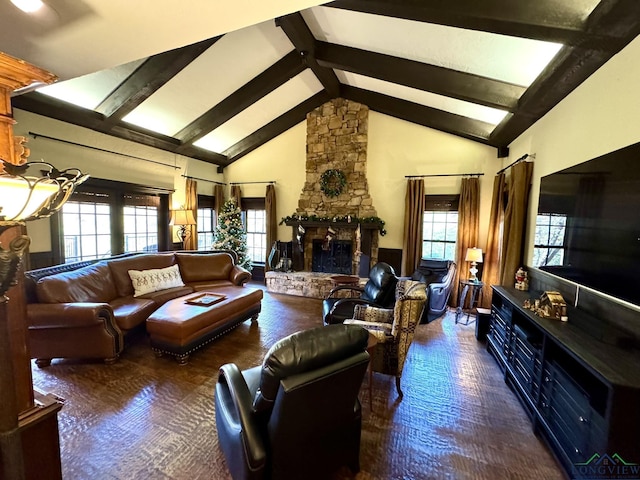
[312,239,352,274]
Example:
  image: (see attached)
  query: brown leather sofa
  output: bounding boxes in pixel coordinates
[25,251,253,367]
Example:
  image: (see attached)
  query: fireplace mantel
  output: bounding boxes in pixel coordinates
[284,220,384,231]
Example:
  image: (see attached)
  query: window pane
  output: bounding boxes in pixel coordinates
[62,200,112,263]
[422,204,458,261]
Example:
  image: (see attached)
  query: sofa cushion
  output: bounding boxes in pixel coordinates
[36,262,118,304]
[109,296,158,331]
[138,285,194,304]
[188,279,235,291]
[175,252,234,283]
[128,264,185,297]
[108,254,176,297]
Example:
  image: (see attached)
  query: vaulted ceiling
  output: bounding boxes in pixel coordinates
[7,0,640,171]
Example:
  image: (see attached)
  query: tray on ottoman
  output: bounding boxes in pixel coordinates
[146,286,263,364]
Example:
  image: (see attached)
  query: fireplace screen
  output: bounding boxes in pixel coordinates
[312,239,352,274]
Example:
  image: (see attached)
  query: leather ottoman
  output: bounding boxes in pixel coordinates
[146,286,263,364]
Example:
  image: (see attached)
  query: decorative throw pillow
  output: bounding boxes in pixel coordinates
[128,264,185,297]
[353,304,394,323]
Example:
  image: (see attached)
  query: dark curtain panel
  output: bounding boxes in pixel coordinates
[230,185,242,208]
[401,179,425,277]
[265,184,277,271]
[451,177,480,307]
[500,161,534,285]
[480,173,506,308]
[214,184,225,222]
[184,178,198,250]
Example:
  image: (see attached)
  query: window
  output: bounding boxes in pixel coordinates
[123,194,159,253]
[422,195,459,261]
[241,198,266,264]
[55,179,169,263]
[197,195,215,251]
[533,213,567,267]
[61,193,112,262]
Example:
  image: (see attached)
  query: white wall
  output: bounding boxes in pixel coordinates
[507,34,640,264]
[225,111,498,250]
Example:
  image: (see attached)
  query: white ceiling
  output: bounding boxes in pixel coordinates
[0,0,329,80]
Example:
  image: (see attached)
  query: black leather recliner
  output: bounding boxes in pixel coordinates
[322,262,398,325]
[214,324,370,480]
[411,259,457,323]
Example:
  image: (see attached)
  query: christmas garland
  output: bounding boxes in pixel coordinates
[280,213,387,236]
[319,169,347,197]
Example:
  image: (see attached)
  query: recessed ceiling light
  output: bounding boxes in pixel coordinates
[10,0,44,13]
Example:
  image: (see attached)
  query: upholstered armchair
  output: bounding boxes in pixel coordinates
[411,259,457,323]
[344,280,427,398]
[214,324,370,480]
[322,262,398,325]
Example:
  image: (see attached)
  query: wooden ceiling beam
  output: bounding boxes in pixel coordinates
[174,50,305,147]
[96,36,221,124]
[12,92,227,165]
[326,0,626,49]
[490,0,640,146]
[315,41,523,111]
[341,85,494,144]
[223,91,332,164]
[275,13,341,98]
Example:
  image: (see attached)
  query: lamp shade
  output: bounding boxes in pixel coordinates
[170,209,196,226]
[0,159,88,222]
[465,247,483,263]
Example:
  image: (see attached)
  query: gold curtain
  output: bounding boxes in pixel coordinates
[214,184,225,221]
[230,185,242,209]
[500,161,534,285]
[184,178,198,250]
[401,179,425,277]
[451,177,480,307]
[480,173,506,308]
[265,184,277,271]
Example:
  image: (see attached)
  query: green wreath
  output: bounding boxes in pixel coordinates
[320,169,347,197]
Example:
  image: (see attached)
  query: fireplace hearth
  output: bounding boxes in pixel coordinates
[312,239,352,274]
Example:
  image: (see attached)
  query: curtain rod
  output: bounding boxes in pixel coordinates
[29,131,182,170]
[496,153,535,175]
[230,181,276,185]
[181,174,226,185]
[405,173,484,178]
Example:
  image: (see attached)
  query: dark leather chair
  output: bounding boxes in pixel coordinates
[214,324,370,480]
[322,262,398,325]
[411,259,457,323]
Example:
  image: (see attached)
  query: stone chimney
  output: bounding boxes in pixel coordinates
[289,98,379,273]
[299,98,376,218]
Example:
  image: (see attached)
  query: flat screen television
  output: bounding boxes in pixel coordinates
[535,141,640,308]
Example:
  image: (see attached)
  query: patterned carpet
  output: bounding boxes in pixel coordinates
[31,284,563,480]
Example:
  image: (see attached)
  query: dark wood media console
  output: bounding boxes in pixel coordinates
[487,286,640,478]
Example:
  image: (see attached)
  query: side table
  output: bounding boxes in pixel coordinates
[365,332,378,412]
[455,280,484,325]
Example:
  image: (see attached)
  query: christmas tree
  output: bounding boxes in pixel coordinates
[213,199,252,271]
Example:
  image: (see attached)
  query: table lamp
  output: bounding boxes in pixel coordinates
[170,209,196,249]
[465,247,483,282]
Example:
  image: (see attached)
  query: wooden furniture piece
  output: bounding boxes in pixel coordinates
[487,286,640,477]
[455,280,483,325]
[0,52,63,480]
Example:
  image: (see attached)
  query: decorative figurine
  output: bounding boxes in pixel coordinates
[515,267,529,291]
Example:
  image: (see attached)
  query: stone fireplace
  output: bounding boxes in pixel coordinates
[267,98,381,297]
[290,97,380,275]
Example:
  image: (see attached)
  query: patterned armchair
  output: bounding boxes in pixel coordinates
[344,279,427,398]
